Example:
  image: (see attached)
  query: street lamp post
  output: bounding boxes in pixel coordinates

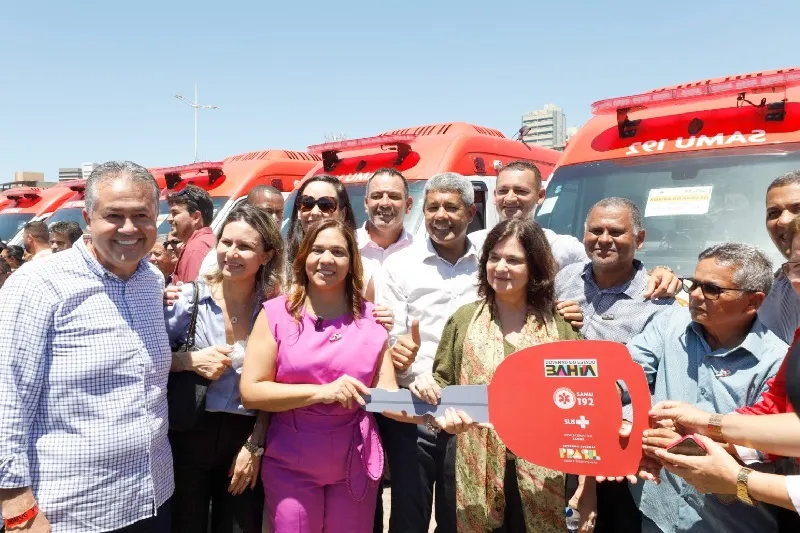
[174,84,218,162]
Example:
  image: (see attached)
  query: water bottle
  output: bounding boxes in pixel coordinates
[565,506,580,533]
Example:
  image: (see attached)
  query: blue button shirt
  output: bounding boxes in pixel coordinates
[758,270,800,344]
[165,280,259,415]
[627,307,786,533]
[0,238,173,533]
[555,259,675,343]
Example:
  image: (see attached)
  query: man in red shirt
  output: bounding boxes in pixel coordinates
[167,185,215,283]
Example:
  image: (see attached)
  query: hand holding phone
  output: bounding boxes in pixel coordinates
[666,435,708,456]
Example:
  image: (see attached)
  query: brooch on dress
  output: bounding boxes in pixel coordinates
[329,333,342,342]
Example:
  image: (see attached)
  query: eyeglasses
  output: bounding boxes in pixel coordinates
[679,277,756,300]
[299,195,338,214]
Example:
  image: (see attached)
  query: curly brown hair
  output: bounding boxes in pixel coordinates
[476,218,557,315]
[286,218,365,322]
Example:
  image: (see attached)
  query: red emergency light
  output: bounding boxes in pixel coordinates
[4,187,42,201]
[592,69,800,114]
[161,161,225,189]
[308,134,417,154]
[308,134,417,172]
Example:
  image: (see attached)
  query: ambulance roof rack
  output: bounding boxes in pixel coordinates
[308,134,417,172]
[592,68,800,115]
[159,161,224,189]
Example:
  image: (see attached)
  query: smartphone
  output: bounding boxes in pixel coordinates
[666,435,708,456]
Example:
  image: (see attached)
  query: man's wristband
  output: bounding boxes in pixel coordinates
[3,504,39,529]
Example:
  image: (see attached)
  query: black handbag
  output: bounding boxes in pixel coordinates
[167,281,211,431]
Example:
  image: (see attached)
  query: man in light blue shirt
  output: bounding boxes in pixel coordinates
[627,242,786,533]
[0,161,173,533]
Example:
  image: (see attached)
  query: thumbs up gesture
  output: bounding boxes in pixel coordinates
[390,318,421,371]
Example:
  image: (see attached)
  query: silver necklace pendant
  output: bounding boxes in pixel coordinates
[231,316,239,325]
[329,333,342,342]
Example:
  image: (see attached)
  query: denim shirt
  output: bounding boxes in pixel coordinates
[165,280,260,415]
[627,306,787,533]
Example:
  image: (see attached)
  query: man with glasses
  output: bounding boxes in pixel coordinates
[624,242,787,533]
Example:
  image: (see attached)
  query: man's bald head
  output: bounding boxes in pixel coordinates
[247,185,284,226]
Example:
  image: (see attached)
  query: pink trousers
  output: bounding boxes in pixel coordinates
[262,410,383,533]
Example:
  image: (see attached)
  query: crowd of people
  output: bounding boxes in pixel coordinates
[1,158,800,533]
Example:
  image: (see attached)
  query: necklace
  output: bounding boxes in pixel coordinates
[213,287,257,326]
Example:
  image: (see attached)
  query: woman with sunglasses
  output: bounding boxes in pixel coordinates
[286,175,356,281]
[166,204,284,533]
[286,174,393,327]
[240,219,417,532]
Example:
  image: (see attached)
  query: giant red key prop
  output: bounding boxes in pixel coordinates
[364,340,652,477]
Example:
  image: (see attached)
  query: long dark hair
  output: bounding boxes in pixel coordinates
[477,218,557,315]
[204,203,284,302]
[286,175,356,271]
[286,218,365,322]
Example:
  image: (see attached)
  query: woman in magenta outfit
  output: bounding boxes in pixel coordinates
[240,219,414,532]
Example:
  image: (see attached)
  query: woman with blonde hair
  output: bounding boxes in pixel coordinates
[166,203,283,533]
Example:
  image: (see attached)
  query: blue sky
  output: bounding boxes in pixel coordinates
[2,0,799,180]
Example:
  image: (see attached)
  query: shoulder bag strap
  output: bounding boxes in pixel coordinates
[186,281,200,348]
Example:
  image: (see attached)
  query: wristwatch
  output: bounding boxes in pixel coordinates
[707,413,724,441]
[243,440,264,456]
[736,467,758,506]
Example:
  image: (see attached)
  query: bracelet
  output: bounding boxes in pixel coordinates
[3,504,39,529]
[423,415,441,435]
[707,413,725,441]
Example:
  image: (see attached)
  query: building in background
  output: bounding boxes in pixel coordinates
[58,167,82,182]
[81,162,99,179]
[14,171,45,183]
[566,126,581,141]
[521,104,567,149]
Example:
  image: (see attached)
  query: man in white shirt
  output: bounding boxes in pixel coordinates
[379,172,481,533]
[469,160,586,268]
[22,221,53,262]
[471,160,679,297]
[357,168,414,303]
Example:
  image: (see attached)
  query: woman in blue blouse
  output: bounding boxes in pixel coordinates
[166,203,283,533]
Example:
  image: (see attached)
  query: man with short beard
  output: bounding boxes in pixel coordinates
[358,168,414,302]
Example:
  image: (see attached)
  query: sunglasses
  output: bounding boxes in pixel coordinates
[679,277,755,301]
[299,195,338,215]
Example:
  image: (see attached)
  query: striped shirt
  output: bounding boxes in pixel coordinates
[627,307,786,533]
[0,238,173,532]
[758,270,800,343]
[554,259,675,342]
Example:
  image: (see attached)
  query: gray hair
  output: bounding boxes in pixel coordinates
[767,169,800,193]
[698,242,773,294]
[423,172,474,207]
[585,197,644,234]
[85,161,160,215]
